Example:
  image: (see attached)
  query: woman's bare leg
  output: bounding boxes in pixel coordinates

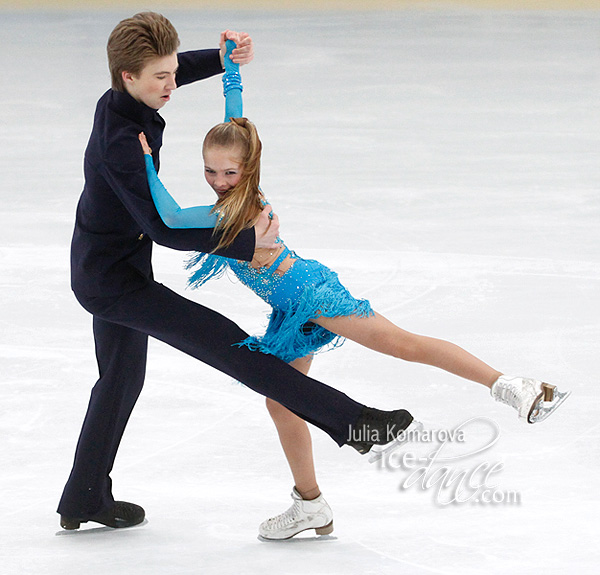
[265,355,321,500]
[314,312,502,388]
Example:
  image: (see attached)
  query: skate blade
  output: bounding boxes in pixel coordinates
[528,386,571,424]
[368,420,424,463]
[258,521,335,542]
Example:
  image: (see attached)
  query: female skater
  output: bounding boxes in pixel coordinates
[138,42,569,540]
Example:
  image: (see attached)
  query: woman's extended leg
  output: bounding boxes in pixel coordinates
[314,311,502,388]
[313,311,570,424]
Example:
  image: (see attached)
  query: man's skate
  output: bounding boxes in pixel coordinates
[345,407,422,463]
[491,375,570,423]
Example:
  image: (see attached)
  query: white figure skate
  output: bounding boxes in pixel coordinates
[491,375,570,423]
[258,488,334,541]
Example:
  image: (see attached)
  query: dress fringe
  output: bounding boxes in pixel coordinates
[235,262,373,363]
[185,252,229,289]
[185,251,373,364]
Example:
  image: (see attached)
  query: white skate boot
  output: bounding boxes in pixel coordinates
[258,488,334,541]
[491,375,570,423]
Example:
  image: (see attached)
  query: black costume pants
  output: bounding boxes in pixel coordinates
[58,280,364,518]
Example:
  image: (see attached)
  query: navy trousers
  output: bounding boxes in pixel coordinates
[58,280,364,518]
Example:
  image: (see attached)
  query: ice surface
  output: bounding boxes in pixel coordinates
[1,7,599,574]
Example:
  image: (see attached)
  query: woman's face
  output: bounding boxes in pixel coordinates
[203,145,244,199]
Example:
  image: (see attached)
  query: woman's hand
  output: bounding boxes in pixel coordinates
[138,132,152,156]
[219,30,254,66]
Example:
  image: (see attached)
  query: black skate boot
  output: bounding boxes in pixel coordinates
[60,501,145,530]
[346,407,415,454]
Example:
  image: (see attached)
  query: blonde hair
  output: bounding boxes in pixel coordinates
[107,12,180,92]
[204,118,265,252]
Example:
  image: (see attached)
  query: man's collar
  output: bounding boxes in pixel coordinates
[108,89,163,125]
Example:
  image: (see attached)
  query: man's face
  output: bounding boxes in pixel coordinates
[123,52,178,110]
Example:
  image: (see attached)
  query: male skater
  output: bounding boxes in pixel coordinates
[59,12,413,531]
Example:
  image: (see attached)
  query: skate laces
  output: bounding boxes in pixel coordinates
[493,378,523,409]
[263,499,302,531]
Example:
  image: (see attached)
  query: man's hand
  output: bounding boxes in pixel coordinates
[254,205,280,249]
[219,30,254,67]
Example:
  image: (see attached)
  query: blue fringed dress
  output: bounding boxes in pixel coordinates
[185,243,373,364]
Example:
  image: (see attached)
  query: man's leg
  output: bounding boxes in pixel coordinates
[90,282,365,445]
[59,281,412,527]
[57,317,147,519]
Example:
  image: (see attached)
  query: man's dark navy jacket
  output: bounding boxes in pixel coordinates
[71,49,255,300]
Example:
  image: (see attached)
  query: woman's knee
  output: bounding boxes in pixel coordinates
[265,397,288,419]
[387,330,424,362]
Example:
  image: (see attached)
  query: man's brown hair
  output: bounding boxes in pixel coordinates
[107,12,180,92]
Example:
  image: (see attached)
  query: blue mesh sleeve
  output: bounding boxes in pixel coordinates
[223,39,243,121]
[144,155,218,229]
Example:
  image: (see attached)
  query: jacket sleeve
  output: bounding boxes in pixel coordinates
[101,130,254,261]
[176,49,224,87]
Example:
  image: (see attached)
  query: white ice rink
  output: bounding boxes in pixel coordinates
[1,5,599,574]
